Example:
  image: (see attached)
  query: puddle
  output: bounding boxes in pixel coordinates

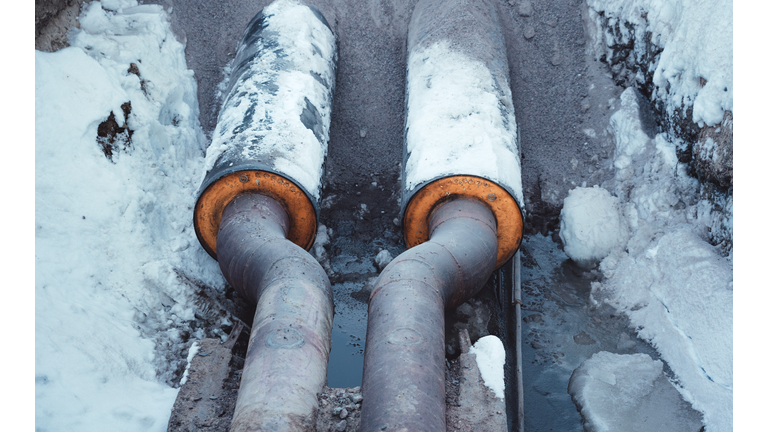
[326,281,368,388]
[520,234,661,431]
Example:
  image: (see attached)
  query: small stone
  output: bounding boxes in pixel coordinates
[531,341,545,349]
[351,393,363,404]
[339,408,348,419]
[360,129,367,138]
[573,331,596,345]
[550,52,562,66]
[518,0,532,16]
[333,407,342,416]
[523,25,535,39]
[334,420,348,431]
[580,99,591,113]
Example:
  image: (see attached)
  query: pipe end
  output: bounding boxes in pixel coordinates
[402,175,523,269]
[194,170,317,260]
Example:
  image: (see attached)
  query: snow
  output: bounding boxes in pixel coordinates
[179,341,200,386]
[568,352,704,431]
[469,335,505,399]
[36,2,226,430]
[559,186,629,268]
[586,0,733,127]
[404,41,523,207]
[561,86,733,431]
[202,0,336,202]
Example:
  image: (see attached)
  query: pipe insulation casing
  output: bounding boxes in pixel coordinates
[194,0,337,259]
[402,0,524,268]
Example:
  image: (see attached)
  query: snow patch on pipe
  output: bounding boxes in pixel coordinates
[203,0,336,201]
[404,41,523,206]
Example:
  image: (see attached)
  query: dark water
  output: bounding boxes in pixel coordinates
[519,234,661,431]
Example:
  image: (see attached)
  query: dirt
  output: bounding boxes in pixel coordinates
[97,102,134,162]
[446,329,508,431]
[166,334,248,432]
[35,0,82,52]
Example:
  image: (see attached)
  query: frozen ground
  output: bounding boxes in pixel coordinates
[31,0,748,430]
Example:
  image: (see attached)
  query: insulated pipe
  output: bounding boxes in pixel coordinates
[217,193,333,431]
[194,0,337,259]
[360,198,498,431]
[191,1,337,430]
[361,0,524,429]
[401,0,524,269]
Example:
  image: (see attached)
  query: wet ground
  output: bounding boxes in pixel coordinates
[519,234,666,431]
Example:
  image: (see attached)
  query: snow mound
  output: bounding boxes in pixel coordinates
[469,335,505,399]
[586,87,732,432]
[568,351,703,432]
[559,186,628,268]
[36,2,227,430]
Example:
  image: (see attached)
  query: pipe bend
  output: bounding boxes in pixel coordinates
[217,193,333,432]
[360,198,498,431]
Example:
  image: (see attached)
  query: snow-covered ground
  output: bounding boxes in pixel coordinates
[563,1,736,430]
[34,1,229,430]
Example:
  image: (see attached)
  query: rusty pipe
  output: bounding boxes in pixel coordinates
[360,197,498,431]
[217,193,333,431]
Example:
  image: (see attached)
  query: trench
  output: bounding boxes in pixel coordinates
[159,0,661,430]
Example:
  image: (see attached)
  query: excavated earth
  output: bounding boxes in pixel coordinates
[37,0,723,430]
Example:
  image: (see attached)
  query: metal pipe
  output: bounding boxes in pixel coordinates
[360,197,498,431]
[217,193,333,431]
[360,1,524,429]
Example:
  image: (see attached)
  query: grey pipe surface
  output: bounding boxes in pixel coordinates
[360,198,499,431]
[217,193,334,432]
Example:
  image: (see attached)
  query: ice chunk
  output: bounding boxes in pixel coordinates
[559,186,628,268]
[568,351,703,432]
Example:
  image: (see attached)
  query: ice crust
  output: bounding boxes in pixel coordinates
[586,0,733,127]
[561,86,733,431]
[201,0,336,201]
[36,2,226,430]
[469,336,506,399]
[568,352,704,432]
[560,186,629,268]
[404,41,523,206]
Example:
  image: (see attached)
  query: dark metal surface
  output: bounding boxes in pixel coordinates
[360,198,498,431]
[217,193,334,431]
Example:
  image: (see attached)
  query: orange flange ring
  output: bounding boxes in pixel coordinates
[403,175,524,270]
[194,170,317,260]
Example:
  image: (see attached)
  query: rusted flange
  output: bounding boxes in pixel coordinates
[402,175,523,270]
[193,170,317,260]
